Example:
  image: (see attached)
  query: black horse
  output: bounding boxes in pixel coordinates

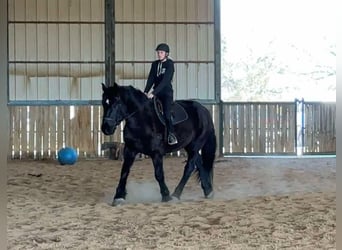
[101,82,216,206]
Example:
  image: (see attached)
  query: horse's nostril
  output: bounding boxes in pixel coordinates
[101,124,108,133]
[101,123,115,136]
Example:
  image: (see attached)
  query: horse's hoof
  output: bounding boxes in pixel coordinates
[169,195,181,203]
[171,195,180,200]
[205,191,214,199]
[161,195,173,202]
[112,198,126,206]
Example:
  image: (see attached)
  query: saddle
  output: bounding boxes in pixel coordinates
[153,98,188,126]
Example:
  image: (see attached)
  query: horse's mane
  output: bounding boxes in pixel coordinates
[118,85,148,108]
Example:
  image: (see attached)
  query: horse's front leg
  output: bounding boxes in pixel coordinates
[112,147,137,206]
[151,153,172,202]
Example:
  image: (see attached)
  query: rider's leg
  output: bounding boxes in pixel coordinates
[160,94,177,145]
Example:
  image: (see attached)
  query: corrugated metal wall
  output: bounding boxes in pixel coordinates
[8,0,105,102]
[114,0,215,100]
[8,0,216,103]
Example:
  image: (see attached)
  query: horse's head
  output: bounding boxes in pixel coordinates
[101,82,128,135]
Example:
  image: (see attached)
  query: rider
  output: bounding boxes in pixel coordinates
[144,43,178,145]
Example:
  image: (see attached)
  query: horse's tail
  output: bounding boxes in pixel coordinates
[201,129,216,186]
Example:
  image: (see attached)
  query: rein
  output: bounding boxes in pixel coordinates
[104,98,152,125]
[124,98,152,121]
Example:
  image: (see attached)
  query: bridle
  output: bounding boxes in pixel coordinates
[103,98,151,126]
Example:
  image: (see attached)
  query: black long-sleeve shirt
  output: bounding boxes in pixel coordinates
[144,58,174,96]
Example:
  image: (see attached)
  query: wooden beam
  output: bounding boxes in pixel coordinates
[0,0,8,247]
[105,0,115,87]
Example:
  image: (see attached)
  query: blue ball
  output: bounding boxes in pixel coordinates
[57,147,78,165]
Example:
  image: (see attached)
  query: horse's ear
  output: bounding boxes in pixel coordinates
[113,82,119,89]
[112,82,121,94]
[101,83,107,92]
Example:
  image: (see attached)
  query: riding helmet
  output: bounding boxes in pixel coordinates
[155,43,170,53]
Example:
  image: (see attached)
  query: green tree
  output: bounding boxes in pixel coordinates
[221,38,335,101]
[221,39,288,101]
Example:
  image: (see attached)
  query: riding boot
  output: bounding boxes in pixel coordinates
[166,118,178,145]
[159,93,178,145]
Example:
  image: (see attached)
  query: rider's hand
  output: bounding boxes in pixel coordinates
[147,93,154,99]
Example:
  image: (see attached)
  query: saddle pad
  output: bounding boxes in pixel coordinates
[153,99,188,126]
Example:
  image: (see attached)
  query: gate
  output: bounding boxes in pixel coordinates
[301,102,336,155]
[221,102,297,155]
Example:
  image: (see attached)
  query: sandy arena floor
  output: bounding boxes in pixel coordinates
[7,156,336,249]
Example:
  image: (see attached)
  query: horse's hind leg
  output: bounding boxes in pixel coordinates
[112,147,137,206]
[172,151,197,199]
[151,153,172,202]
[195,156,213,198]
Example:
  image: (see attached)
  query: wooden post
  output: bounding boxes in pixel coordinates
[0,0,8,247]
[105,0,115,87]
[214,0,222,156]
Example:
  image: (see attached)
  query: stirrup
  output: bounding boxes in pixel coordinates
[168,133,178,145]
